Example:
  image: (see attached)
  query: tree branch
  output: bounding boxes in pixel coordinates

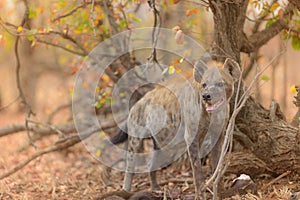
[241,3,294,53]
[0,122,75,138]
[35,38,87,56]
[0,134,81,180]
[52,4,87,22]
[15,0,36,147]
[0,119,117,180]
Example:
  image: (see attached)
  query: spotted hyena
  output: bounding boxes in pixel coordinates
[119,54,241,199]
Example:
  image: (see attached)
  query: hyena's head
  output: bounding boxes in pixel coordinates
[194,57,241,112]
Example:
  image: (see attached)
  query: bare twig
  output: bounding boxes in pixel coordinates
[0,119,117,180]
[46,103,71,124]
[261,170,291,190]
[14,0,36,148]
[102,0,119,35]
[147,0,162,68]
[201,49,286,199]
[0,96,20,112]
[0,134,81,180]
[27,118,65,137]
[52,4,87,22]
[0,18,89,56]
[48,30,89,55]
[242,50,259,79]
[0,122,75,138]
[35,38,87,56]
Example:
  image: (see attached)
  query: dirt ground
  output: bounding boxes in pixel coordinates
[0,111,299,200]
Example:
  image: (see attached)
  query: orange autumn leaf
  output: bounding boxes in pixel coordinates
[176,67,182,73]
[278,9,284,19]
[186,10,192,17]
[71,66,79,75]
[270,2,279,12]
[193,8,198,14]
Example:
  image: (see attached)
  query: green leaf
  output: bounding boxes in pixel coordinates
[27,35,35,41]
[266,18,278,28]
[118,19,127,29]
[94,102,102,109]
[105,96,114,105]
[131,16,141,22]
[28,6,37,19]
[281,30,291,40]
[261,75,270,81]
[292,35,300,50]
[119,92,126,97]
[27,29,38,41]
[98,131,106,138]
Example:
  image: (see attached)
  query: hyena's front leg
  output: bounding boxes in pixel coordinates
[210,129,225,196]
[185,130,205,199]
[123,136,143,191]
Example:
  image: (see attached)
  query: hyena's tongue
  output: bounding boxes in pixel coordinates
[206,98,225,111]
[205,103,213,111]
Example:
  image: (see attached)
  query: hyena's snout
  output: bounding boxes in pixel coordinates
[202,93,211,101]
[202,88,226,112]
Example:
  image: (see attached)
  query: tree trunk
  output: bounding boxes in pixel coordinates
[235,97,300,174]
[208,0,300,175]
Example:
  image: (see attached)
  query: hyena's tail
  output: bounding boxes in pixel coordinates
[110,125,128,144]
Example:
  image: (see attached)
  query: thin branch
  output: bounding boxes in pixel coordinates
[27,118,65,137]
[35,38,87,56]
[48,30,89,55]
[147,0,162,68]
[102,0,119,35]
[0,119,117,180]
[202,50,286,198]
[46,103,71,124]
[0,18,89,56]
[0,122,75,138]
[0,134,81,180]
[52,4,87,22]
[0,96,20,112]
[242,50,259,78]
[14,0,36,148]
[261,170,291,190]
[241,3,294,53]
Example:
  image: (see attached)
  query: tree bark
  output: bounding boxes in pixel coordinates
[208,0,300,175]
[235,97,300,174]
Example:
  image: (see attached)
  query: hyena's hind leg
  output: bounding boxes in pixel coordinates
[123,136,144,191]
[148,138,160,190]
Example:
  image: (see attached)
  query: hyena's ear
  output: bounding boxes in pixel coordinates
[193,52,210,82]
[223,58,241,81]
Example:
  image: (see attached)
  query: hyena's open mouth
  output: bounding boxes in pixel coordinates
[205,98,225,111]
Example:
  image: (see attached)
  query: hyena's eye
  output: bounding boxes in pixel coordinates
[202,83,207,88]
[216,82,224,87]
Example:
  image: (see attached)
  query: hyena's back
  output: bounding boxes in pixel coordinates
[127,69,193,148]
